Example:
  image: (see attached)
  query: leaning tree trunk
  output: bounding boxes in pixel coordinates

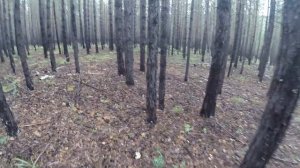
[200,0,231,118]
[61,0,70,62]
[241,1,300,167]
[201,0,209,62]
[53,0,61,55]
[39,0,48,58]
[124,0,135,86]
[158,0,170,110]
[14,0,34,90]
[184,0,195,82]
[70,0,80,73]
[140,0,146,72]
[46,0,56,72]
[146,0,159,123]
[258,0,275,82]
[0,83,18,136]
[3,0,15,74]
[114,0,125,76]
[108,0,114,51]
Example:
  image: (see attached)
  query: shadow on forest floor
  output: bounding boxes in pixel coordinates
[0,47,299,168]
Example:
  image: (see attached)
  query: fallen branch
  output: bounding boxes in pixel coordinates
[33,143,50,166]
[20,121,51,128]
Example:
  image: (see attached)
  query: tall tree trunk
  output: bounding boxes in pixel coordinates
[84,0,91,54]
[201,0,209,62]
[146,0,159,123]
[0,1,5,63]
[61,0,70,62]
[140,0,146,72]
[71,0,80,73]
[39,0,48,58]
[184,0,195,81]
[93,0,99,53]
[158,0,170,110]
[171,0,177,56]
[175,0,181,50]
[241,1,300,167]
[14,0,34,90]
[8,1,15,55]
[78,0,85,48]
[200,0,231,118]
[3,0,15,74]
[0,83,18,136]
[114,0,125,76]
[22,0,30,55]
[100,0,105,49]
[47,0,56,72]
[124,0,135,85]
[182,0,188,59]
[227,0,242,77]
[53,0,61,55]
[108,0,114,51]
[258,0,275,82]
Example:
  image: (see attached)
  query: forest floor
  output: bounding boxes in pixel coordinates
[0,47,299,168]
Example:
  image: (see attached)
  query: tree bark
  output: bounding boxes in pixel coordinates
[201,0,209,62]
[241,1,300,167]
[158,0,170,110]
[124,0,135,86]
[100,0,105,49]
[53,0,61,55]
[61,0,70,62]
[184,0,195,81]
[84,0,91,54]
[140,0,146,72]
[39,0,48,58]
[78,0,85,48]
[182,0,188,59]
[0,83,18,136]
[146,0,159,123]
[8,1,15,55]
[47,0,56,72]
[71,0,80,73]
[93,0,99,53]
[108,0,114,51]
[114,0,125,76]
[3,0,15,74]
[200,0,231,118]
[14,0,34,90]
[258,0,275,82]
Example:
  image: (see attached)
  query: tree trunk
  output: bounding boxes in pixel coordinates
[0,83,18,136]
[78,0,85,48]
[140,0,146,72]
[0,2,5,63]
[22,0,30,55]
[108,0,114,51]
[3,0,15,74]
[124,0,135,85]
[84,0,91,54]
[201,0,209,62]
[182,0,188,59]
[93,0,99,53]
[146,0,159,123]
[158,0,170,110]
[14,0,34,90]
[8,1,15,55]
[53,0,61,55]
[258,0,275,82]
[100,0,105,49]
[47,0,56,72]
[114,0,125,76]
[200,0,231,118]
[71,0,80,73]
[39,0,48,58]
[241,1,300,167]
[184,0,195,81]
[61,0,70,62]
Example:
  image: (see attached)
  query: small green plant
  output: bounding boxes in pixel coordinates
[172,105,184,115]
[13,158,38,168]
[184,123,193,133]
[153,149,165,168]
[230,96,245,105]
[0,135,8,145]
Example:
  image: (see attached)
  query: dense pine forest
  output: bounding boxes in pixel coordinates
[0,0,299,167]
